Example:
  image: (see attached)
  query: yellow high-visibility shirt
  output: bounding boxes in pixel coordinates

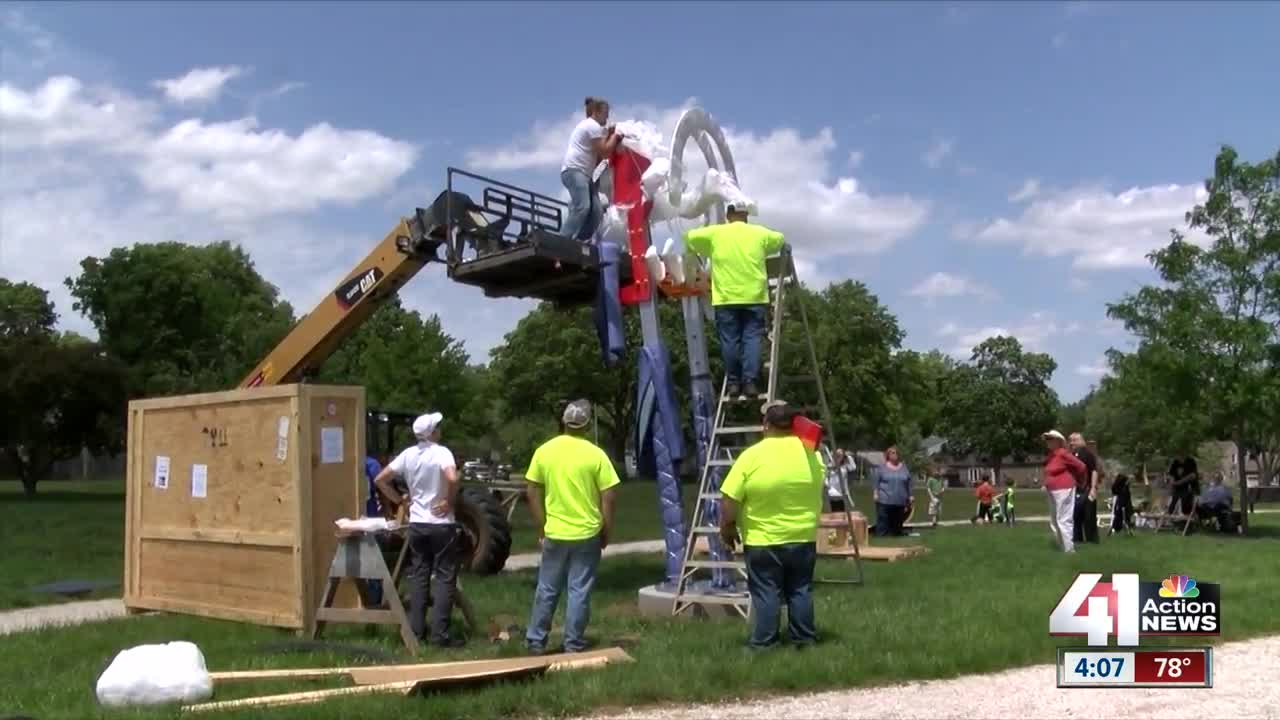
[684,221,785,306]
[525,434,620,541]
[719,435,825,546]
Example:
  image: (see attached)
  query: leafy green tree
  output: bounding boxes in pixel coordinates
[315,297,479,453]
[939,336,1060,481]
[64,241,296,397]
[777,280,912,449]
[1106,145,1279,531]
[0,336,129,496]
[0,278,58,338]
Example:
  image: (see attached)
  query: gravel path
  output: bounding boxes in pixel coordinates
[583,634,1280,720]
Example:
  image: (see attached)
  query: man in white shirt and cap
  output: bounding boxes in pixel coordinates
[372,411,464,647]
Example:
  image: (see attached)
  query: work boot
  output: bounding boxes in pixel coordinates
[744,382,761,399]
[725,383,740,400]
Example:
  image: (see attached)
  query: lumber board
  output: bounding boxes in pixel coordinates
[208,646,633,684]
[182,681,417,713]
[191,647,634,712]
[822,545,929,562]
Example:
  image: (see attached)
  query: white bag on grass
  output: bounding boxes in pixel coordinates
[95,641,213,707]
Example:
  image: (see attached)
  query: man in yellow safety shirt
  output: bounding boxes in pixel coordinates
[684,202,785,401]
[718,402,826,650]
[523,399,620,654]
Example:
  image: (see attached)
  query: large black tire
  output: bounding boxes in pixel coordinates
[456,486,512,575]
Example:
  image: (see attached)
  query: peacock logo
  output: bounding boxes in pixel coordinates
[1159,575,1200,598]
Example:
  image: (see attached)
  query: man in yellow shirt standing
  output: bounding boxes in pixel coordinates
[719,402,826,649]
[523,399,620,654]
[684,203,785,400]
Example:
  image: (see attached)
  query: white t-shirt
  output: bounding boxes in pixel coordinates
[562,117,605,175]
[387,442,457,524]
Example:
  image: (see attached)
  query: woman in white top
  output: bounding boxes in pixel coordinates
[560,96,623,241]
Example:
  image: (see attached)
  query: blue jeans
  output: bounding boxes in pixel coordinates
[875,502,908,536]
[526,534,602,652]
[561,168,601,241]
[714,304,767,387]
[744,542,817,648]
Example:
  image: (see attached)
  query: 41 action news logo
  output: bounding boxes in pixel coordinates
[1049,573,1221,646]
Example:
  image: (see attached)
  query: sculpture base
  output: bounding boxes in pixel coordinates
[636,583,750,620]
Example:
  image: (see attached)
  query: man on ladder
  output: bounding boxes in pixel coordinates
[718,401,826,650]
[684,201,785,401]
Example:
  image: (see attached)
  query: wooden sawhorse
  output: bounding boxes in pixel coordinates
[313,529,419,653]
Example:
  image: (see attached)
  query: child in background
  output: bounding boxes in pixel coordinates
[1110,473,1135,536]
[971,476,995,524]
[925,468,945,527]
[1002,478,1016,525]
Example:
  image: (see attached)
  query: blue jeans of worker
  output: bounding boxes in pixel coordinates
[714,304,767,388]
[743,541,817,649]
[526,534,602,652]
[561,168,601,241]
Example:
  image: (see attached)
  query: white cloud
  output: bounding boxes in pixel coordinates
[958,182,1209,270]
[464,101,930,268]
[937,311,1077,359]
[0,67,420,343]
[1009,178,1040,202]
[154,65,244,105]
[908,271,997,302]
[1076,361,1109,378]
[922,138,953,169]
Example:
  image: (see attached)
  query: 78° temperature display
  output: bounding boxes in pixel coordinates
[1057,647,1212,688]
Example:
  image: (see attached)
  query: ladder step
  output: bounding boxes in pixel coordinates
[714,425,763,435]
[706,459,733,468]
[682,560,745,569]
[674,593,751,606]
[690,526,721,534]
[698,491,722,499]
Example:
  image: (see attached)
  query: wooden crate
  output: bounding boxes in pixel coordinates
[123,384,366,632]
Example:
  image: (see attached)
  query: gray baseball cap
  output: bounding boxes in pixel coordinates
[563,399,592,429]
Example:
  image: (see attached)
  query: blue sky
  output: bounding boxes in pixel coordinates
[2,1,1277,403]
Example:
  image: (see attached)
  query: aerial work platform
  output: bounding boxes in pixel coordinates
[433,168,603,307]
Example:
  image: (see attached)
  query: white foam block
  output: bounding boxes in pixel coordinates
[96,641,213,707]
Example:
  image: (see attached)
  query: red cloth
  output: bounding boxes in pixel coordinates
[1044,446,1086,491]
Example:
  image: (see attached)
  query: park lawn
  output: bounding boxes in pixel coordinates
[2,513,1278,719]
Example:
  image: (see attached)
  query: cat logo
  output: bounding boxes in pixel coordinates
[334,267,384,310]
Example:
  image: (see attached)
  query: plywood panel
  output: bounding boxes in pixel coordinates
[304,389,365,622]
[136,397,297,535]
[137,539,298,624]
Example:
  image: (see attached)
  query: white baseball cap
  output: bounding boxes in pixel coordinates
[413,412,443,439]
[1042,429,1066,441]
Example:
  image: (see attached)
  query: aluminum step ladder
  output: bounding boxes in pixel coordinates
[670,246,863,619]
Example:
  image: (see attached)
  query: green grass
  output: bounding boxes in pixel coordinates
[3,511,1279,719]
[0,479,126,609]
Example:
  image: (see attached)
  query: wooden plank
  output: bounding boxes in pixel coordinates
[126,595,302,628]
[138,527,295,547]
[349,647,633,685]
[209,647,634,684]
[129,384,301,412]
[182,681,417,713]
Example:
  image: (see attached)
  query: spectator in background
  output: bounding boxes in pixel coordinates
[1001,477,1016,525]
[1166,454,1200,516]
[1042,430,1087,553]
[925,466,946,527]
[1110,473,1135,536]
[1196,472,1235,532]
[364,454,385,607]
[825,448,854,512]
[1069,432,1102,544]
[561,96,623,241]
[971,475,995,524]
[871,445,912,536]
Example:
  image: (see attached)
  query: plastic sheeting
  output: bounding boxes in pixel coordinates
[95,641,213,707]
[635,343,686,586]
[593,237,625,366]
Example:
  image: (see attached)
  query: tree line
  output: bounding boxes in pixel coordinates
[4,145,1274,507]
